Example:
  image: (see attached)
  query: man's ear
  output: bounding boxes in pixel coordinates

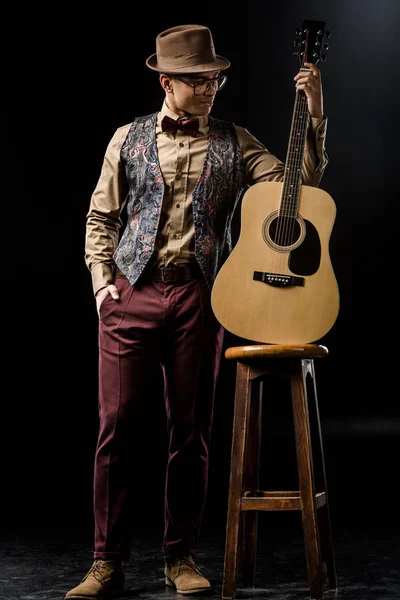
[160,73,173,93]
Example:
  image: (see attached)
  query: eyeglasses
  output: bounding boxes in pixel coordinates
[168,74,227,95]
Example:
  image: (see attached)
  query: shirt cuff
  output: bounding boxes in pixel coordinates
[306,115,327,148]
[91,262,115,296]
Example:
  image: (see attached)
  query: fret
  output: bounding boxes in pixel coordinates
[279,83,309,218]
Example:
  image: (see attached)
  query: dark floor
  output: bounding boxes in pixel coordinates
[1,519,399,600]
[2,421,399,599]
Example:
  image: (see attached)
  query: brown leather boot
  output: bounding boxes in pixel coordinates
[65,559,124,599]
[165,556,211,595]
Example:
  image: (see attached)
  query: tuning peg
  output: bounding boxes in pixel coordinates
[324,30,331,38]
[323,43,329,50]
[320,53,327,61]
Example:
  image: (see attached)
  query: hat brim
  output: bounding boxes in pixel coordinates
[145,53,230,73]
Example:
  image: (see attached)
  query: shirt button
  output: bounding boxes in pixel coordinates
[179,142,184,147]
[177,171,183,178]
[176,203,181,208]
[172,234,177,239]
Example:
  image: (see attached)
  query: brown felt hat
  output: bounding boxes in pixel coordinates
[146,24,230,73]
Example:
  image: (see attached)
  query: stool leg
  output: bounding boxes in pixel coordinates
[222,362,251,600]
[242,379,263,586]
[309,361,337,590]
[291,359,324,600]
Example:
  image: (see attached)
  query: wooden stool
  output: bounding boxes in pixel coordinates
[222,343,337,600]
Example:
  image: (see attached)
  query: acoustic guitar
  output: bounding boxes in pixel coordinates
[211,20,339,344]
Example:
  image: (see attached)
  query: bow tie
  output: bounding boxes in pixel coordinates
[161,115,199,137]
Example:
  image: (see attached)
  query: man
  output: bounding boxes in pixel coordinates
[65,23,328,599]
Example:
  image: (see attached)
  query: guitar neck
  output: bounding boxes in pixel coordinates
[280,85,310,218]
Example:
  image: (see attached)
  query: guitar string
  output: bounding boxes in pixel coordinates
[281,91,303,247]
[273,24,315,277]
[283,28,313,254]
[274,88,308,276]
[274,90,298,275]
[286,90,308,247]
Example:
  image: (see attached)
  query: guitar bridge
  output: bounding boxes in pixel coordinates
[253,271,305,287]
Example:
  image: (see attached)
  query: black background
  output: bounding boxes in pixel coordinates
[6,0,399,543]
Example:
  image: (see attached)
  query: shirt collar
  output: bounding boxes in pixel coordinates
[158,100,208,135]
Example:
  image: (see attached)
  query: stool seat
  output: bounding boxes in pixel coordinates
[222,342,337,600]
[225,343,329,361]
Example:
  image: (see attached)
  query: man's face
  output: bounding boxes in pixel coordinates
[161,70,224,117]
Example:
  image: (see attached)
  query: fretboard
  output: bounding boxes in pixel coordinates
[279,86,309,218]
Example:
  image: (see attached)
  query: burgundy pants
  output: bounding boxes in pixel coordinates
[93,273,224,561]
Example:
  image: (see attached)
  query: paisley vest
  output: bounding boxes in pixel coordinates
[113,112,246,288]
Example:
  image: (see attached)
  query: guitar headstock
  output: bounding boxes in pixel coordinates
[293,19,330,66]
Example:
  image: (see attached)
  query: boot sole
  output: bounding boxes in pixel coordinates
[65,588,124,599]
[165,577,211,595]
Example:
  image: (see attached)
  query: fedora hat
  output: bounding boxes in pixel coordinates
[146,24,230,73]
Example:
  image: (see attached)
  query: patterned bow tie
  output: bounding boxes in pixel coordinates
[161,115,199,137]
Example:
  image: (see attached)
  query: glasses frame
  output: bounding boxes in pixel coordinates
[167,73,227,96]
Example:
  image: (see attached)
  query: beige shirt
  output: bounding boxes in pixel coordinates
[86,101,328,295]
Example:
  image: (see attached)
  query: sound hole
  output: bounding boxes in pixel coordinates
[269,216,301,247]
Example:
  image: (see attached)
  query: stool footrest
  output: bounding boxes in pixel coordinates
[241,491,326,511]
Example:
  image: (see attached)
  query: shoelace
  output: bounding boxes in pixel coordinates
[177,557,202,576]
[84,561,109,584]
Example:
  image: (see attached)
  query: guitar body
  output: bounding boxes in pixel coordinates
[211,181,339,344]
[211,19,338,344]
